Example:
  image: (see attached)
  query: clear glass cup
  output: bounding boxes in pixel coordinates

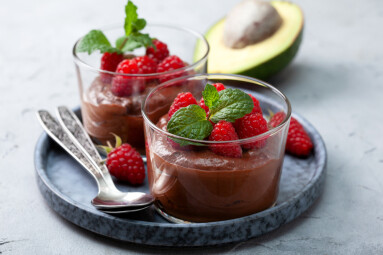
[73,24,209,154]
[142,74,291,223]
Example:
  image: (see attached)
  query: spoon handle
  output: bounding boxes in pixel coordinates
[36,110,105,187]
[56,106,116,189]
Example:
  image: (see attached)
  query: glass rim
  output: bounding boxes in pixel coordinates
[141,73,292,145]
[72,23,210,77]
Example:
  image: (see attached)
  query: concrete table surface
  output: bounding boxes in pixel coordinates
[1,0,382,254]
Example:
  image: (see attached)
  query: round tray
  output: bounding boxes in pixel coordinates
[34,110,326,247]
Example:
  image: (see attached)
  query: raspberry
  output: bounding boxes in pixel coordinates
[268,111,285,128]
[249,94,262,114]
[199,99,209,113]
[269,112,313,157]
[146,39,169,63]
[99,52,124,83]
[209,120,242,158]
[106,143,145,185]
[111,59,145,97]
[234,113,269,149]
[212,83,226,91]
[168,92,198,119]
[157,55,186,83]
[199,83,226,113]
[134,56,157,74]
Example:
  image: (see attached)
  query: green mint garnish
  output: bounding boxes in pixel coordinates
[124,1,146,35]
[209,89,253,123]
[166,84,254,144]
[77,0,154,55]
[76,30,120,54]
[116,33,153,52]
[167,105,213,145]
[202,83,220,109]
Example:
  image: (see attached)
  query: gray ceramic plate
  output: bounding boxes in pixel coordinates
[34,110,326,247]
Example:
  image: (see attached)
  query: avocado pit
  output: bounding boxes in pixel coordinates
[223,0,282,49]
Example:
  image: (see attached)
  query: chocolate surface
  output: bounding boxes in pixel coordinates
[81,77,160,153]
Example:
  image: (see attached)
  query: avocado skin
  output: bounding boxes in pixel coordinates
[236,28,303,80]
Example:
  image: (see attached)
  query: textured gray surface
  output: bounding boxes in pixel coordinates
[34,110,326,246]
[1,0,383,254]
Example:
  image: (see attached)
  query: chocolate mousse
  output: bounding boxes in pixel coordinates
[81,77,165,154]
[146,115,284,222]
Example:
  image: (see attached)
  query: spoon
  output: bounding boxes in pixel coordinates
[37,108,154,212]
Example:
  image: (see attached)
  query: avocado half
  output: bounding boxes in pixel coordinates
[194,1,304,80]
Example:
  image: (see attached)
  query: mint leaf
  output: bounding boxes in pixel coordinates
[124,1,147,35]
[167,105,213,143]
[209,89,253,123]
[119,1,154,51]
[76,30,120,54]
[116,33,153,52]
[132,33,153,47]
[124,1,138,36]
[116,36,140,51]
[202,84,220,109]
[133,18,146,32]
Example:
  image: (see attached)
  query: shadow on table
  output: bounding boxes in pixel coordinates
[266,60,348,106]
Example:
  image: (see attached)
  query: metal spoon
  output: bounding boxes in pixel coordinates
[37,109,154,213]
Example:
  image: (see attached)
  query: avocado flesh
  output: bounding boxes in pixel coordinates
[194,1,303,80]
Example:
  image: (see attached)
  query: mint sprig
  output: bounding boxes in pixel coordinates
[76,0,154,55]
[209,89,253,123]
[124,1,146,35]
[166,84,254,145]
[167,105,213,145]
[202,83,220,109]
[76,30,120,54]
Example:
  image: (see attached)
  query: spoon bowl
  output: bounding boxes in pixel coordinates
[91,191,154,209]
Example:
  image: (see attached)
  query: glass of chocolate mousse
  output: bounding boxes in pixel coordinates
[142,74,291,223]
[73,25,209,154]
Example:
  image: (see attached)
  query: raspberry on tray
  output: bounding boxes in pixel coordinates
[100,135,145,185]
[269,112,313,157]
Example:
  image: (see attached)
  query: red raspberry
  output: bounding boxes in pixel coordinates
[199,83,226,113]
[268,111,286,128]
[209,120,242,158]
[212,83,226,91]
[234,113,269,149]
[168,92,197,119]
[157,55,186,83]
[249,94,262,114]
[99,52,124,83]
[106,143,145,185]
[111,59,145,97]
[134,56,157,74]
[269,112,313,157]
[199,99,209,113]
[146,39,169,63]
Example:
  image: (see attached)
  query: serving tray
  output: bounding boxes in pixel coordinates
[34,110,326,247]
